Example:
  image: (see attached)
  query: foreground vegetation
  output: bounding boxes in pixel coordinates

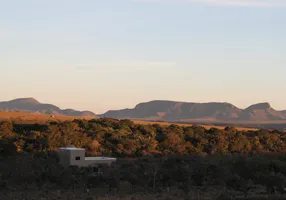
[2,118,286,199]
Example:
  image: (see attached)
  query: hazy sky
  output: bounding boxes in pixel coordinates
[0,0,285,113]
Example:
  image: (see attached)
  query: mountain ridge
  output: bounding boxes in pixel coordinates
[1,98,286,121]
[102,100,286,121]
[0,98,97,117]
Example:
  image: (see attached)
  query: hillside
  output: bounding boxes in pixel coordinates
[102,100,286,122]
[0,98,97,117]
[238,102,286,121]
[1,98,286,123]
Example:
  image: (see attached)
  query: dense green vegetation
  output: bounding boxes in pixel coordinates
[1,118,286,156]
[2,118,286,199]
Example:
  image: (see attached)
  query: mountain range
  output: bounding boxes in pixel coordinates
[0,98,96,117]
[1,98,286,122]
[102,100,286,122]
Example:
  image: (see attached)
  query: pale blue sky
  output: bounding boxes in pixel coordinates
[0,0,285,113]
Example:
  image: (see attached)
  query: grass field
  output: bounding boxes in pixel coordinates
[0,111,94,124]
[0,111,260,131]
[131,119,259,131]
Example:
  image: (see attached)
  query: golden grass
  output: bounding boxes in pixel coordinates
[0,111,281,131]
[0,111,94,124]
[132,120,258,131]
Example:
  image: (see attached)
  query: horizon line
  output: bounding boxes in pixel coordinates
[1,97,285,113]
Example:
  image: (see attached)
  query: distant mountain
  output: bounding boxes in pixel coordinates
[237,103,285,121]
[163,102,242,121]
[0,98,97,117]
[2,98,285,122]
[101,100,286,122]
[103,101,177,120]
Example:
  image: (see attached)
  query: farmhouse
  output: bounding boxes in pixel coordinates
[58,146,116,168]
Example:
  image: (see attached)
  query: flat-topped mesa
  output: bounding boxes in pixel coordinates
[58,146,116,168]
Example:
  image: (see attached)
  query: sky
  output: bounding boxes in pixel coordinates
[0,0,285,113]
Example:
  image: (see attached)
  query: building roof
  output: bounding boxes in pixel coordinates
[59,146,85,151]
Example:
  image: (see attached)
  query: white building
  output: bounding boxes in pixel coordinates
[58,146,116,168]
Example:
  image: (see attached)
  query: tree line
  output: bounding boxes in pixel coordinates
[1,118,286,156]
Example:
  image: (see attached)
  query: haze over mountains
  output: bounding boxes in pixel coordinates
[102,100,286,122]
[1,98,286,122]
[0,98,96,117]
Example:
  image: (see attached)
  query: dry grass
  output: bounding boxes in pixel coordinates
[0,111,94,124]
[0,111,277,131]
[132,120,258,131]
